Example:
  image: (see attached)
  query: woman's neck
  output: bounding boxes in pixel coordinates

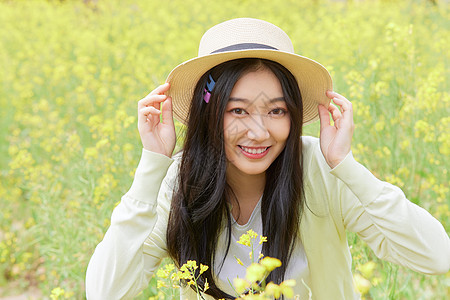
[226,165,265,225]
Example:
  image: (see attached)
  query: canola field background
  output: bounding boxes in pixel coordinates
[0,0,449,299]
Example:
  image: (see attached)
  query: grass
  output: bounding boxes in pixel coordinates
[0,0,449,299]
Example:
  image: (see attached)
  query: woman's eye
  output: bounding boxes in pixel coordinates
[270,108,287,115]
[231,108,247,115]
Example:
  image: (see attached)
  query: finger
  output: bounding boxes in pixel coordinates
[328,102,342,121]
[327,91,351,106]
[326,90,335,99]
[326,90,347,100]
[149,82,170,96]
[140,106,161,116]
[331,97,352,113]
[138,106,161,127]
[138,94,167,109]
[161,97,174,125]
[330,98,354,131]
[318,104,331,129]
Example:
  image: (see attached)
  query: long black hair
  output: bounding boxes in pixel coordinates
[166,58,304,299]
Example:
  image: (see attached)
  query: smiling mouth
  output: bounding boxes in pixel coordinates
[239,146,270,155]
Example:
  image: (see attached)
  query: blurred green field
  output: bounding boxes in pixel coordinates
[0,0,449,299]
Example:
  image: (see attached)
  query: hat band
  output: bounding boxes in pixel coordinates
[211,43,278,54]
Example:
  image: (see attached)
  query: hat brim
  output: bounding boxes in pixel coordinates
[166,49,332,126]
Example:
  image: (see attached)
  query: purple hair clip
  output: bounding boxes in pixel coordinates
[203,74,216,103]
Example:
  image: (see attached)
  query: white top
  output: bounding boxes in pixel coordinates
[214,199,310,297]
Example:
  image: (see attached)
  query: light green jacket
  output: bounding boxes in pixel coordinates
[86,136,450,299]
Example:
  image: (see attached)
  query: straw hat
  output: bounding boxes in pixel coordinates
[166,18,332,125]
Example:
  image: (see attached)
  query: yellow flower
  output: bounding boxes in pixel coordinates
[50,287,66,300]
[156,268,169,279]
[237,229,258,247]
[199,263,208,275]
[204,278,209,291]
[177,270,191,280]
[357,261,377,279]
[260,257,281,272]
[245,263,266,283]
[233,278,250,294]
[185,260,198,270]
[279,279,296,298]
[353,273,371,295]
[157,280,166,288]
[374,119,385,132]
[84,147,99,160]
[259,236,267,245]
[265,282,281,298]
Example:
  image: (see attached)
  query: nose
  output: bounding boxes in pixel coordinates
[246,115,270,141]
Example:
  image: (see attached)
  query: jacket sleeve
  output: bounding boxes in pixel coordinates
[85,149,175,299]
[330,151,450,275]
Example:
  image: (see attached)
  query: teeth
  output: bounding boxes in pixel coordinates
[241,146,268,154]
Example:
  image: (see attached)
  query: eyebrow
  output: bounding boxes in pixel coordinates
[228,96,285,103]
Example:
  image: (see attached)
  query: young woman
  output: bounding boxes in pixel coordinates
[86,18,450,299]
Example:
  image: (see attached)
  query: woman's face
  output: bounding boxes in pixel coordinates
[223,68,291,177]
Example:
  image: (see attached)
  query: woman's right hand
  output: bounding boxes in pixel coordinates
[138,83,176,157]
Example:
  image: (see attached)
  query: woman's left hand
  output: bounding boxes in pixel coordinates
[318,91,355,169]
